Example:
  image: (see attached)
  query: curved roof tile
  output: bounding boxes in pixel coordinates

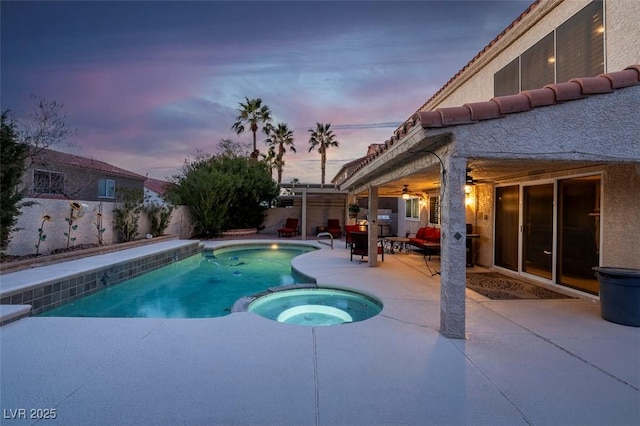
[546,81,584,101]
[491,94,531,114]
[466,100,503,120]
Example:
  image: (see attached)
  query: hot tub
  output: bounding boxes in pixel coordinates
[247,287,383,326]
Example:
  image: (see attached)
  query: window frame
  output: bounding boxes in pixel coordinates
[493,0,603,96]
[33,169,65,195]
[404,197,420,221]
[98,178,116,199]
[429,195,441,225]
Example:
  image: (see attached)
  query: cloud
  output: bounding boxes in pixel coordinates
[2,0,531,182]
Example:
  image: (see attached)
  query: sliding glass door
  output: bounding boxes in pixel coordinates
[493,175,601,294]
[522,183,554,280]
[558,176,600,294]
[494,186,519,271]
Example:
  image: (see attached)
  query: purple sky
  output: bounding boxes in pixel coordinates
[1,0,530,183]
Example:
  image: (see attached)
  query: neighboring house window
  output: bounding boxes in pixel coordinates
[33,169,65,194]
[494,0,603,96]
[98,178,116,198]
[405,198,420,220]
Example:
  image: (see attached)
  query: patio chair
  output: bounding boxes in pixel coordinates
[350,231,384,262]
[277,218,299,237]
[327,219,342,238]
[345,224,367,248]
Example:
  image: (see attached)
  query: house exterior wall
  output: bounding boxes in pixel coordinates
[23,164,145,202]
[601,163,640,268]
[426,0,640,110]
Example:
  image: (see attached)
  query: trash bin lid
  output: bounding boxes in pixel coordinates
[593,267,640,278]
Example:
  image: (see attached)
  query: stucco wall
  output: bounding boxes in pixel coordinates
[6,199,192,256]
[601,164,640,268]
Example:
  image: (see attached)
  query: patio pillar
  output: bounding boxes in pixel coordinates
[368,185,379,267]
[439,155,467,339]
[301,188,307,240]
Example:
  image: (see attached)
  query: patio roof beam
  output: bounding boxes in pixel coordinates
[339,128,452,194]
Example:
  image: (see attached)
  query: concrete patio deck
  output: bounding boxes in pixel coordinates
[1,237,638,425]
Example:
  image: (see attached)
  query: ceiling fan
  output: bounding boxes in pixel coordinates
[466,168,495,185]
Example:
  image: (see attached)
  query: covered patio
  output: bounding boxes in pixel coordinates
[338,68,640,338]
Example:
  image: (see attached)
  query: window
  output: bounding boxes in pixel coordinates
[429,196,440,224]
[494,0,603,95]
[33,170,65,194]
[556,0,604,83]
[405,198,420,220]
[521,33,555,90]
[98,178,116,198]
[494,57,520,97]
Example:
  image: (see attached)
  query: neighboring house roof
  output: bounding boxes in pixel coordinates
[346,65,640,179]
[144,177,171,195]
[332,144,386,184]
[32,148,146,181]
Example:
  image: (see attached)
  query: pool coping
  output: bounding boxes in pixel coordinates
[0,240,203,324]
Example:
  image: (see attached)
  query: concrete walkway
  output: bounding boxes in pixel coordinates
[1,239,638,425]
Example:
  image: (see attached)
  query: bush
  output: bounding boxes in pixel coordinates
[166,153,278,238]
[113,188,144,242]
[0,111,30,252]
[144,201,173,237]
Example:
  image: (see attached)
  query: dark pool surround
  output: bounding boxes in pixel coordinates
[1,242,202,318]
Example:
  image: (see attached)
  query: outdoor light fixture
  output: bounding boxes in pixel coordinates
[465,169,476,186]
[401,185,411,200]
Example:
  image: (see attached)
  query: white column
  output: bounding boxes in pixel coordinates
[439,156,467,339]
[301,188,307,240]
[368,185,379,267]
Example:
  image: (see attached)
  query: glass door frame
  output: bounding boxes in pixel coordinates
[519,179,557,284]
[492,172,603,291]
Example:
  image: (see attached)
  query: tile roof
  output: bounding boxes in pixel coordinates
[346,65,640,179]
[34,148,146,180]
[417,66,640,128]
[144,177,172,195]
[415,0,542,113]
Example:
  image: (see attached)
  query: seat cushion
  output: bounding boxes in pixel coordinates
[424,227,440,242]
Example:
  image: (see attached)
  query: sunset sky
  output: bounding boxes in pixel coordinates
[1,0,530,183]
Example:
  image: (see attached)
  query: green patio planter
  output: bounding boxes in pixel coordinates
[594,267,640,327]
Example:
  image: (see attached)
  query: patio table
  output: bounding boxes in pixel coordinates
[383,236,411,254]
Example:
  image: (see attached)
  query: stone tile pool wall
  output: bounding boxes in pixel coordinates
[0,242,202,322]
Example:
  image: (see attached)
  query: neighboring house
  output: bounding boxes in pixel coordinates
[331,144,384,186]
[144,177,171,205]
[24,148,146,201]
[335,0,640,338]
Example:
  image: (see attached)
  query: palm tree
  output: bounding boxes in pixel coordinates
[259,147,277,178]
[231,97,273,158]
[308,122,339,184]
[265,123,296,184]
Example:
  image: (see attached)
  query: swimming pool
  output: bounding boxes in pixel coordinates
[39,244,316,318]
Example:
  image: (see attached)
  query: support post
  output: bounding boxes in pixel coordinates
[439,155,467,338]
[301,188,307,240]
[368,185,379,267]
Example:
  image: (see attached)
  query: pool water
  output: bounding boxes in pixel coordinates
[248,288,383,326]
[39,245,315,318]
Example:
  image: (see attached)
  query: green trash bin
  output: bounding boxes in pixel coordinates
[594,267,640,327]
